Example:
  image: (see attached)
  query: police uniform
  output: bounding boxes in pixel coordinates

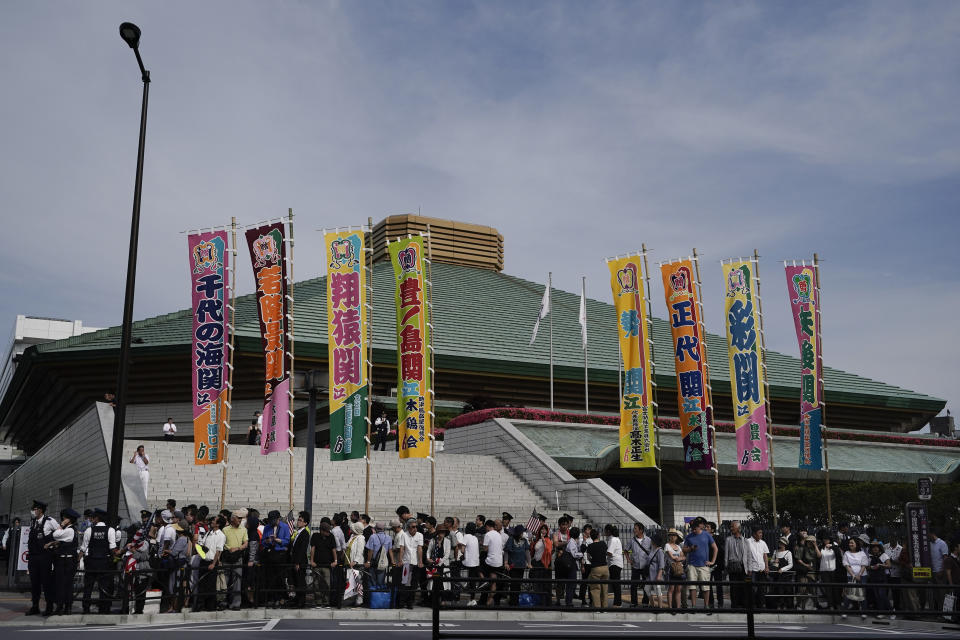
[26,500,58,616]
[81,509,116,614]
[52,509,80,615]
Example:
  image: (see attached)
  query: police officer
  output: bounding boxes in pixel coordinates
[81,508,116,614]
[49,508,80,615]
[26,499,58,616]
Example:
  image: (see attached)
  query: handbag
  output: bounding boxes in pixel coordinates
[221,548,243,564]
[670,559,685,578]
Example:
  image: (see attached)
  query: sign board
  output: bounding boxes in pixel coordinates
[905,501,930,572]
[917,477,933,501]
[16,525,29,571]
[912,567,932,580]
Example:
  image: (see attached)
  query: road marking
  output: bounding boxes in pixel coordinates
[522,624,640,628]
[261,618,280,631]
[837,624,902,635]
[339,622,459,627]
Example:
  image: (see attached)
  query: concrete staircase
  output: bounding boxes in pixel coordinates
[134,441,583,526]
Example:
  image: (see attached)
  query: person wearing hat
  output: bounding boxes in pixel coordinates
[503,525,529,606]
[80,508,117,614]
[794,534,820,609]
[344,521,367,606]
[260,510,291,608]
[769,536,794,609]
[501,512,514,536]
[26,499,58,616]
[48,508,80,615]
[664,528,686,610]
[365,522,393,597]
[426,525,453,601]
[161,524,190,613]
[864,540,892,616]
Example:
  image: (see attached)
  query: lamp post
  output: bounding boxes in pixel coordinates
[106,22,151,524]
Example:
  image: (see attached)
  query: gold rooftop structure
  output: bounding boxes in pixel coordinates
[371,214,504,272]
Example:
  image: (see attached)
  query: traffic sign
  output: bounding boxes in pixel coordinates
[917,476,933,500]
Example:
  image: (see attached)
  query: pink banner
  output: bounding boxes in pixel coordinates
[260,378,290,454]
[736,405,770,470]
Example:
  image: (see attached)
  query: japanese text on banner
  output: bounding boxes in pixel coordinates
[660,260,713,470]
[785,264,823,470]
[722,261,769,471]
[189,232,229,465]
[608,256,655,468]
[245,222,290,455]
[389,236,432,459]
[325,230,368,461]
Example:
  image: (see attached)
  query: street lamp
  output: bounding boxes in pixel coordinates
[106,22,151,524]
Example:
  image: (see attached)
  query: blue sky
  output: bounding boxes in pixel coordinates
[1,1,957,421]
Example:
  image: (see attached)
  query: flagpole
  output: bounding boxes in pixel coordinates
[287,208,295,514]
[693,248,721,528]
[582,276,589,414]
[220,217,238,511]
[549,271,554,411]
[641,244,663,525]
[426,227,437,517]
[617,343,622,403]
[364,217,374,515]
[753,249,777,530]
[813,253,833,531]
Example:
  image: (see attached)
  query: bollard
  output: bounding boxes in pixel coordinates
[745,575,755,640]
[432,577,441,640]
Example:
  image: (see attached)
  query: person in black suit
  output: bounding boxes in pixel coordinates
[290,512,311,607]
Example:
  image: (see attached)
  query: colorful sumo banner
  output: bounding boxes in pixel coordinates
[189,231,229,464]
[608,256,656,468]
[389,235,432,459]
[660,260,713,470]
[785,264,823,470]
[245,222,290,456]
[721,260,770,471]
[325,230,368,461]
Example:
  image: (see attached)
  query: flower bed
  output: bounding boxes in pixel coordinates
[443,407,960,449]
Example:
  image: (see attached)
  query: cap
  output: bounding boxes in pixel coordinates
[173,511,185,520]
[416,512,428,521]
[172,524,184,532]
[32,499,47,510]
[389,519,401,528]
[374,522,385,531]
[93,508,108,518]
[349,522,364,535]
[513,524,525,535]
[140,510,151,518]
[858,533,870,544]
[804,535,817,543]
[502,512,513,521]
[667,528,682,538]
[83,509,93,517]
[779,536,790,546]
[62,508,80,521]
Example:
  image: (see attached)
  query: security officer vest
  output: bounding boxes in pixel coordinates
[60,527,79,557]
[28,516,54,555]
[88,525,111,559]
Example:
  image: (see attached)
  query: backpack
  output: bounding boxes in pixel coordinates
[374,535,390,570]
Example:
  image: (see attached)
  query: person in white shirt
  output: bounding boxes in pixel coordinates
[841,537,869,618]
[129,445,149,498]
[196,515,226,612]
[396,519,423,610]
[884,536,904,612]
[80,509,117,614]
[482,520,505,606]
[605,524,625,607]
[162,418,177,440]
[462,522,481,606]
[745,526,770,610]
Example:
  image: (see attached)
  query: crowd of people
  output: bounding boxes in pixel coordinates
[5,497,959,620]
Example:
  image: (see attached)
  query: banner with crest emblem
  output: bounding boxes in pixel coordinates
[389,235,432,459]
[189,231,229,464]
[721,260,769,471]
[607,256,655,468]
[245,222,290,456]
[785,264,823,470]
[325,230,368,461]
[660,259,713,470]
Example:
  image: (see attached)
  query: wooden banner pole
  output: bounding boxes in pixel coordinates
[641,244,663,525]
[426,227,437,517]
[364,217,374,515]
[220,217,238,511]
[753,249,778,530]
[692,248,722,528]
[813,253,833,531]
[287,208,295,514]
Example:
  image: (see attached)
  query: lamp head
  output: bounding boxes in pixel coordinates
[119,22,141,49]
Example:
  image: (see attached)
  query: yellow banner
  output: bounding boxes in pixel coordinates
[608,256,656,468]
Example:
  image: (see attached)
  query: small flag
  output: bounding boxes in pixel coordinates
[525,510,544,536]
[530,279,551,345]
[578,279,588,350]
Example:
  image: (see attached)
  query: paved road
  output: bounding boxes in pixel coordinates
[4,617,958,639]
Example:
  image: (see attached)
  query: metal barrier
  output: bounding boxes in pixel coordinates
[429,574,960,640]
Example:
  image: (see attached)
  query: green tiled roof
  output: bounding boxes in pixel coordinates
[34,262,943,412]
[513,420,960,482]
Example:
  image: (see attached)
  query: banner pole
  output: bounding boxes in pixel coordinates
[641,244,663,525]
[287,208,295,514]
[753,248,777,530]
[814,253,833,531]
[582,276,589,414]
[617,343,622,403]
[220,217,238,511]
[549,272,554,411]
[693,248,721,528]
[364,217,373,515]
[427,227,437,516]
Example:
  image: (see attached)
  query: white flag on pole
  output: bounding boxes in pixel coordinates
[578,279,588,350]
[530,279,551,344]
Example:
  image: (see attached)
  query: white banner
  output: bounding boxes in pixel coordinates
[17,525,29,571]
